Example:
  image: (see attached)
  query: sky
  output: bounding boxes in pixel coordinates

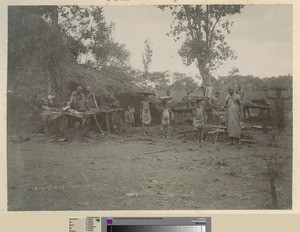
[102,4,292,79]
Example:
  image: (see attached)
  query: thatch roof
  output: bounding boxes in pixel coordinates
[66,62,142,96]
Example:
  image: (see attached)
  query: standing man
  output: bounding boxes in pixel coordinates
[235,84,245,102]
[165,90,174,124]
[161,100,173,139]
[185,89,193,108]
[85,86,104,135]
[235,84,245,121]
[225,86,242,145]
[85,86,99,109]
[141,94,151,136]
[209,91,221,124]
[265,89,291,133]
[193,98,206,143]
[203,75,213,99]
[70,85,86,111]
[42,94,59,136]
[154,85,160,107]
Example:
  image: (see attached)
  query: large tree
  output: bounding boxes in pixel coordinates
[159,5,244,84]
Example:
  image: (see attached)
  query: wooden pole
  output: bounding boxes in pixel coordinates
[214,131,219,148]
[144,148,173,155]
[44,116,49,136]
[109,113,113,128]
[63,115,68,138]
[105,113,111,134]
[263,109,268,134]
[93,114,104,134]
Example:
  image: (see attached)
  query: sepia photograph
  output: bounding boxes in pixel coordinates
[7,4,292,211]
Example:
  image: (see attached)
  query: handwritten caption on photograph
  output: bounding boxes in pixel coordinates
[34,184,97,191]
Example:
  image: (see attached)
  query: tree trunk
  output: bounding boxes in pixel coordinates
[45,64,52,95]
[206,5,209,48]
[197,59,209,84]
[184,6,210,84]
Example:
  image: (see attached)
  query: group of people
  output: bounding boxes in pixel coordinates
[124,105,136,126]
[67,83,290,144]
[137,85,245,145]
[69,85,99,111]
[42,85,99,111]
[69,85,105,135]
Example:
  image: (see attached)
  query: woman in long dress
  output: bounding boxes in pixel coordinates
[225,86,242,145]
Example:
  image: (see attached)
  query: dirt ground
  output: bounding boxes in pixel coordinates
[7,122,292,211]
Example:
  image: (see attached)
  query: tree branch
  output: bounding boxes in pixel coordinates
[195,5,202,40]
[209,14,222,49]
[205,5,209,47]
[183,6,196,40]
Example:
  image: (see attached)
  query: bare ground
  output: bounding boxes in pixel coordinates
[7,125,292,211]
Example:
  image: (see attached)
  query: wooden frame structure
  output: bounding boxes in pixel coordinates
[41,108,123,137]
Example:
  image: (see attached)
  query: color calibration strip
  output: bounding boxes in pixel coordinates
[107,225,206,232]
[69,217,101,232]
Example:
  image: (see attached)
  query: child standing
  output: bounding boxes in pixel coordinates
[193,98,206,143]
[125,106,132,125]
[161,100,173,138]
[129,105,135,126]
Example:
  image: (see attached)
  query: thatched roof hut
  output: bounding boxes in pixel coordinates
[7,6,143,109]
[7,6,149,133]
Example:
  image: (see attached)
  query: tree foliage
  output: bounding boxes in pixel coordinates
[150,71,170,87]
[142,38,153,73]
[170,72,197,94]
[229,67,239,76]
[9,6,130,68]
[130,70,170,89]
[159,5,244,83]
[58,6,131,68]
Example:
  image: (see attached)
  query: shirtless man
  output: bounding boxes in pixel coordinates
[141,94,151,135]
[193,98,206,143]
